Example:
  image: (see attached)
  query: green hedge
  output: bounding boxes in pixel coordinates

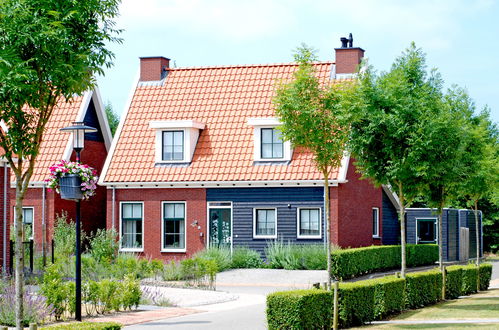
[479,263,493,291]
[338,276,405,328]
[461,264,479,295]
[266,289,332,329]
[405,270,442,309]
[331,244,438,280]
[43,322,121,329]
[445,266,463,299]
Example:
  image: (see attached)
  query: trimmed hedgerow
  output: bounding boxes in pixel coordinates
[330,244,438,280]
[479,263,493,291]
[266,289,332,330]
[405,269,442,309]
[461,264,478,295]
[337,276,405,328]
[445,265,463,299]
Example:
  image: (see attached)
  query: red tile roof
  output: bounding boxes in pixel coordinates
[104,62,342,183]
[12,96,84,183]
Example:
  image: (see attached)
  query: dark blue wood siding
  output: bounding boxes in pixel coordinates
[207,188,325,255]
[83,98,105,142]
[382,190,399,245]
[447,209,459,261]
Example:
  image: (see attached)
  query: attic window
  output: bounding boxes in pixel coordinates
[247,118,292,162]
[150,120,205,164]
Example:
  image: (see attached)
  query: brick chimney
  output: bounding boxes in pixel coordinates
[334,33,364,74]
[139,56,170,81]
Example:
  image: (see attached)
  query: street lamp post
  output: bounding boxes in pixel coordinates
[60,121,97,321]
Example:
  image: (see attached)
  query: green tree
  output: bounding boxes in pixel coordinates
[349,43,444,277]
[456,107,499,265]
[105,102,120,136]
[273,45,352,289]
[0,0,121,327]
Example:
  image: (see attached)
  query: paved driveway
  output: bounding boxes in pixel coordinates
[126,269,327,330]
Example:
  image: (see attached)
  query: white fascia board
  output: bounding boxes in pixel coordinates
[149,120,205,130]
[100,179,343,189]
[61,90,92,162]
[382,184,401,210]
[98,69,140,186]
[92,87,113,150]
[338,154,350,182]
[247,118,281,126]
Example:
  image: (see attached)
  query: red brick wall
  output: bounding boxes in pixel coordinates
[11,139,108,251]
[139,57,170,82]
[0,165,10,271]
[331,159,382,248]
[107,188,206,262]
[335,48,365,74]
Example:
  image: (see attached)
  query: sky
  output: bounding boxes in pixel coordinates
[97,0,499,123]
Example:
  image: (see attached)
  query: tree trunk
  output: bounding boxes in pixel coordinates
[398,183,406,278]
[323,170,332,290]
[14,179,25,330]
[474,200,480,267]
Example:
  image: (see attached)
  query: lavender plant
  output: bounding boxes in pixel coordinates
[0,285,53,326]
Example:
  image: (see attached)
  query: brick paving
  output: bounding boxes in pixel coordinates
[86,307,201,326]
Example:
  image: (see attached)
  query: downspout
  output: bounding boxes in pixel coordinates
[112,186,116,230]
[42,183,46,266]
[2,163,7,272]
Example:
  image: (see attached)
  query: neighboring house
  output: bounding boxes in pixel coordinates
[3,89,112,267]
[405,208,483,262]
[100,41,401,261]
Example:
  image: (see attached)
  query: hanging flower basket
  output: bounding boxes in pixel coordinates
[46,160,98,201]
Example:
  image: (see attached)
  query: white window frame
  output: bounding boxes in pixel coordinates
[416,217,438,244]
[372,207,380,238]
[119,201,144,252]
[14,206,34,240]
[297,207,322,239]
[247,118,292,162]
[253,207,277,239]
[150,120,205,164]
[161,201,187,253]
[161,130,185,161]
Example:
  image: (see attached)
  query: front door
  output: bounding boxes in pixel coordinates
[209,206,232,248]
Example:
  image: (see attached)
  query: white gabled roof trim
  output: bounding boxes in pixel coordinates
[149,120,205,130]
[99,69,140,186]
[247,118,281,126]
[100,179,344,189]
[338,154,350,182]
[92,87,113,151]
[382,184,401,210]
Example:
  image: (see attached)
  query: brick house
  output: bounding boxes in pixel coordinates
[1,89,112,270]
[99,41,400,261]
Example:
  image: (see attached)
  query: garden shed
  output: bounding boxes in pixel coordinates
[405,208,482,262]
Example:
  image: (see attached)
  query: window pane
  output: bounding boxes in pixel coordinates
[175,203,185,218]
[23,208,33,224]
[261,143,272,158]
[256,209,275,236]
[164,131,173,146]
[174,131,183,147]
[372,209,378,236]
[301,210,310,230]
[165,204,174,218]
[273,129,282,143]
[133,204,142,218]
[173,146,183,160]
[121,203,143,249]
[300,209,320,236]
[122,204,132,218]
[273,143,283,158]
[164,203,185,249]
[261,129,272,143]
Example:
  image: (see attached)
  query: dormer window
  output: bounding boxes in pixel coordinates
[150,120,205,164]
[162,130,184,161]
[248,118,292,162]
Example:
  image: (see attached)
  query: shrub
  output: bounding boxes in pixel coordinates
[43,322,122,329]
[194,245,232,271]
[373,276,406,319]
[405,269,442,309]
[180,257,218,289]
[53,212,85,261]
[266,289,332,329]
[89,228,119,263]
[461,264,478,295]
[330,244,438,280]
[162,260,183,281]
[265,241,329,270]
[479,263,493,291]
[0,285,53,327]
[338,281,376,328]
[445,265,463,299]
[231,247,263,268]
[40,264,70,320]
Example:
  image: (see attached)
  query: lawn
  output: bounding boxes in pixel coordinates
[356,289,499,329]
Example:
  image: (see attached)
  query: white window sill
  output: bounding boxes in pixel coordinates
[161,248,186,253]
[372,235,381,239]
[120,248,144,253]
[253,235,277,239]
[297,235,322,240]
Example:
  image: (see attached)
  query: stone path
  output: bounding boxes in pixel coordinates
[86,307,201,326]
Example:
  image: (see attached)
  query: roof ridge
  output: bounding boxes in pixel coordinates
[168,61,334,71]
